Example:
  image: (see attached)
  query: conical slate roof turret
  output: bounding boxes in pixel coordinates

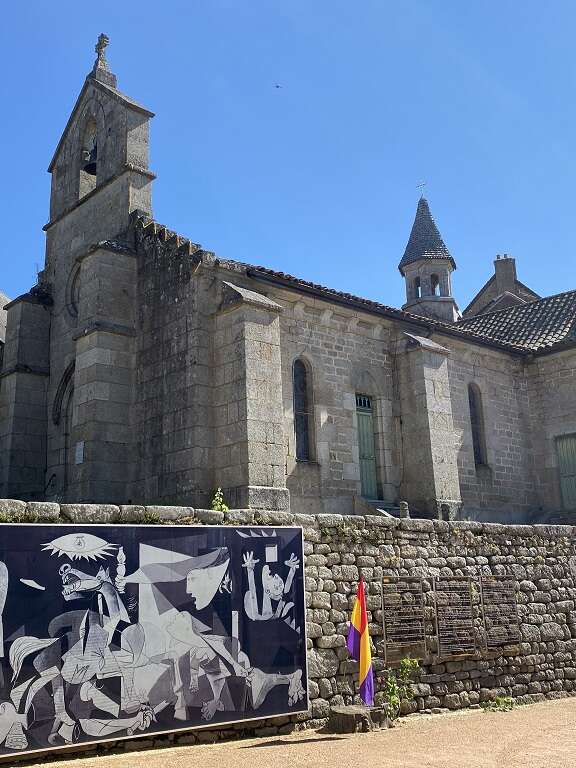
[399,197,456,275]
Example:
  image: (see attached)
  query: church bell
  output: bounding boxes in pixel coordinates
[83,143,98,176]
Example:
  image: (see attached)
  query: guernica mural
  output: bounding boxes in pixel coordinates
[0,524,307,758]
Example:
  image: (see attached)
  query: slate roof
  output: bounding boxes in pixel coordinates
[131,212,575,357]
[457,290,576,351]
[398,197,456,274]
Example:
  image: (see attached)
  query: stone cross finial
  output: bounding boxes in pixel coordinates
[95,33,110,64]
[90,33,117,88]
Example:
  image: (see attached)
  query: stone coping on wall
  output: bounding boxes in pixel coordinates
[0,500,575,539]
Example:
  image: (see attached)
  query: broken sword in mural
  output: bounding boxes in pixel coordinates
[0,524,307,758]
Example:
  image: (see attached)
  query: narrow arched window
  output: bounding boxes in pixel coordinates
[468,384,487,466]
[79,117,98,199]
[431,274,440,296]
[413,277,421,299]
[293,359,313,461]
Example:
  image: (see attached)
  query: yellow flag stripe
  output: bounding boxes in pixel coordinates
[359,626,372,683]
[350,599,362,632]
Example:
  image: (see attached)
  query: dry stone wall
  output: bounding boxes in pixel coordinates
[1,500,576,750]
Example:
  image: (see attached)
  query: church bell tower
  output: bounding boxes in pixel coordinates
[0,36,155,502]
[399,197,460,323]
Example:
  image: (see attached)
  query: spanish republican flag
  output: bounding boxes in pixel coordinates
[346,578,374,706]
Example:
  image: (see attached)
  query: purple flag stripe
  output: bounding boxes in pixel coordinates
[359,666,374,707]
[346,624,361,660]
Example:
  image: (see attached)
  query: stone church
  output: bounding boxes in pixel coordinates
[1,38,575,522]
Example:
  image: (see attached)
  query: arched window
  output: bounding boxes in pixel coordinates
[468,384,487,466]
[431,274,440,296]
[293,359,313,461]
[413,277,421,299]
[79,117,98,199]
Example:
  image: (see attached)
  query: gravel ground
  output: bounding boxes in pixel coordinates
[14,698,576,768]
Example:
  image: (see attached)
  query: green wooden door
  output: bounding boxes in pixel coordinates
[557,434,576,510]
[356,394,378,499]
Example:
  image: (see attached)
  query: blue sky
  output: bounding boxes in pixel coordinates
[1,1,575,308]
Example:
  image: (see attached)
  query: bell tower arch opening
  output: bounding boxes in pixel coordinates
[79,116,98,199]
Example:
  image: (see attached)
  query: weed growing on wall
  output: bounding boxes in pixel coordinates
[211,488,229,513]
[481,696,515,712]
[378,657,419,721]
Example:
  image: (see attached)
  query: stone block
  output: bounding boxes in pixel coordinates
[60,504,119,523]
[145,505,194,522]
[196,509,225,524]
[0,499,26,519]
[327,705,388,733]
[25,502,61,522]
[117,505,146,522]
[307,648,339,678]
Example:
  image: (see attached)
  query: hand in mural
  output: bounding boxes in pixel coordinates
[284,554,300,571]
[126,704,155,735]
[201,698,224,721]
[242,551,260,571]
[287,670,305,706]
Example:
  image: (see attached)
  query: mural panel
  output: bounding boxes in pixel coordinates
[0,524,307,758]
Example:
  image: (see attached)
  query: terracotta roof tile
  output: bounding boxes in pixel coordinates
[130,212,573,357]
[457,290,576,351]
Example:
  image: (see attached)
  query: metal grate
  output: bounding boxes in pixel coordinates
[381,577,427,664]
[433,577,477,657]
[479,575,521,649]
[355,394,372,411]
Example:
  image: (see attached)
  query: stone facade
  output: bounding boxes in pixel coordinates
[0,40,575,522]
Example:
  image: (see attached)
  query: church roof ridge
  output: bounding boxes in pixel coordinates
[457,288,576,351]
[398,196,456,274]
[131,212,545,357]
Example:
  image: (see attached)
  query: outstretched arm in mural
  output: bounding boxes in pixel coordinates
[272,554,300,618]
[242,551,262,618]
[0,561,7,657]
[242,551,300,620]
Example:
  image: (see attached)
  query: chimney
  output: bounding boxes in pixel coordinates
[494,254,517,295]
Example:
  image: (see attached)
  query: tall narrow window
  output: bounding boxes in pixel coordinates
[413,277,421,298]
[556,434,576,509]
[431,274,440,296]
[356,394,378,499]
[468,384,487,466]
[293,359,313,461]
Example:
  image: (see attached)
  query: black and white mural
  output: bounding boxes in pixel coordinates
[0,524,307,758]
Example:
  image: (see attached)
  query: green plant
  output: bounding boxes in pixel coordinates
[378,657,419,721]
[211,488,229,513]
[142,510,162,524]
[481,696,514,712]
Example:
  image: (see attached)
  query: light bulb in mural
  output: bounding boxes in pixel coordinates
[41,533,116,561]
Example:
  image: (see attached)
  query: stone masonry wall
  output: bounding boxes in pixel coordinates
[527,349,576,515]
[1,500,576,754]
[445,338,535,519]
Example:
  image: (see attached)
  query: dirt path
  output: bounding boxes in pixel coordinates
[15,698,576,768]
